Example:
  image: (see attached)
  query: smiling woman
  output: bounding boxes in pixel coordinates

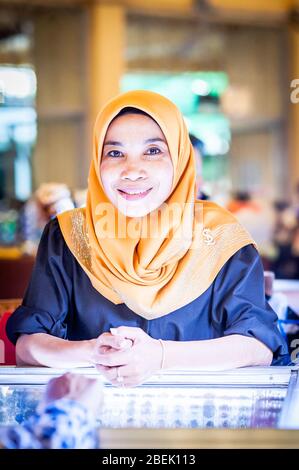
[6,90,289,387]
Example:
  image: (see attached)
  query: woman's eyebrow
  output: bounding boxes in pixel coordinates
[104,140,124,146]
[144,138,167,144]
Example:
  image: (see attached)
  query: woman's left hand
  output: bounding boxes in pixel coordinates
[94,327,162,387]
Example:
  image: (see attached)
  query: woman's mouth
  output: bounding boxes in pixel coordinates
[116,187,153,201]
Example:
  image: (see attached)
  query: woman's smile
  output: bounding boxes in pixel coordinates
[116,186,154,201]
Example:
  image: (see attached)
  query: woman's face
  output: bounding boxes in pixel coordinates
[100,113,173,217]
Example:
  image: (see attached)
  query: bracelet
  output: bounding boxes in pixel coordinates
[158,339,165,371]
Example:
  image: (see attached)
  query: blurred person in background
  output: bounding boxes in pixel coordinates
[0,372,102,449]
[293,182,299,220]
[227,191,258,214]
[189,133,209,200]
[271,201,299,280]
[226,191,275,264]
[6,90,289,387]
[73,188,87,209]
[263,270,299,355]
[21,182,75,255]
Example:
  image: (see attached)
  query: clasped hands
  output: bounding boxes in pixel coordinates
[91,327,162,387]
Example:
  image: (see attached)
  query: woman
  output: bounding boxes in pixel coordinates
[7,90,289,386]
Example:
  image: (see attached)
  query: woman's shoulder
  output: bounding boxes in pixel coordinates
[34,214,84,281]
[196,200,239,227]
[43,207,84,242]
[195,200,253,243]
[38,215,73,259]
[42,216,64,242]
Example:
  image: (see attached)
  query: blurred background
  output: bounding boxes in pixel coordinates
[1,0,299,324]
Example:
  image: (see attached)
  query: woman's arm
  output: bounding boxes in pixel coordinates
[6,219,74,350]
[16,333,96,368]
[16,332,131,368]
[162,334,272,370]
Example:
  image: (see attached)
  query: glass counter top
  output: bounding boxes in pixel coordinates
[0,366,298,430]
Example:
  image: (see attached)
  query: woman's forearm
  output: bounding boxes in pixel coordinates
[16,333,95,368]
[162,334,273,370]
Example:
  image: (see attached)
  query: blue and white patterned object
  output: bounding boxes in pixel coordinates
[0,398,98,449]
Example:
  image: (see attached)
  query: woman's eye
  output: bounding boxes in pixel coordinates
[107,150,123,158]
[146,147,161,155]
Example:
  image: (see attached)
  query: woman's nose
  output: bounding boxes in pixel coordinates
[120,166,147,181]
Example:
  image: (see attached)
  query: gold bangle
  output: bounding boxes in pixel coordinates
[158,338,165,370]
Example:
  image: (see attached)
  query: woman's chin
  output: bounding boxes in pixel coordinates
[118,207,151,218]
[116,201,156,218]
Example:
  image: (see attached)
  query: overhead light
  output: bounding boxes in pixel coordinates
[191,79,211,96]
[0,67,36,99]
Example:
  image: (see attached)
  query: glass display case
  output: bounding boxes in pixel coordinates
[1,366,298,432]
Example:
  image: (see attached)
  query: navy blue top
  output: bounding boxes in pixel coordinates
[6,217,289,365]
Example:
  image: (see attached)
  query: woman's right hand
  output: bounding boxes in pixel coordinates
[91,332,133,365]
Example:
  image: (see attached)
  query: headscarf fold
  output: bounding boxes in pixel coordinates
[58,90,255,319]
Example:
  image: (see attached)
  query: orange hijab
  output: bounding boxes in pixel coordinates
[58,90,254,319]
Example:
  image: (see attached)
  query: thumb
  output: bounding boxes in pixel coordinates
[110,326,144,342]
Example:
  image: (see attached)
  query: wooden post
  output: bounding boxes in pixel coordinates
[87,3,125,130]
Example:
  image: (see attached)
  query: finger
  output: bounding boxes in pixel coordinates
[94,348,131,367]
[115,363,139,378]
[96,365,117,382]
[117,364,152,386]
[110,326,144,342]
[97,332,112,343]
[98,345,112,354]
[121,379,143,388]
[116,365,148,387]
[96,365,130,387]
[97,333,131,350]
[110,375,143,388]
[95,364,110,373]
[96,364,135,383]
[105,336,133,350]
[119,338,134,350]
